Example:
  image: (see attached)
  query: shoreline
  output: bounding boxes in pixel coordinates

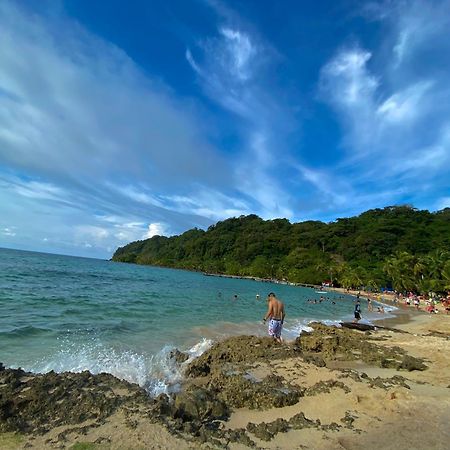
[1,313,449,449]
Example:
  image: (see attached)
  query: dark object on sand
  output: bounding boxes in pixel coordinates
[340,322,408,334]
[341,322,375,331]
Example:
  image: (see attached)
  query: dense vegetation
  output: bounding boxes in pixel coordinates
[112,206,450,293]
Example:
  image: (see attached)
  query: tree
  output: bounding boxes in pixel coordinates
[383,251,416,292]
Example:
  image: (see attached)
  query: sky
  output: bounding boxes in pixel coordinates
[1,0,450,258]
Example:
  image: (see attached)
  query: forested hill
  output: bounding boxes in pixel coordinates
[112,206,450,288]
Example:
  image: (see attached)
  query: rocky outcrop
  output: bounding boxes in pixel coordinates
[0,367,148,434]
[0,324,429,448]
[296,323,427,370]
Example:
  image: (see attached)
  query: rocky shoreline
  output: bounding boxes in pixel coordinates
[2,317,449,449]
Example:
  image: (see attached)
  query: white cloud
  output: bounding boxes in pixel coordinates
[390,1,450,65]
[321,49,378,106]
[219,27,255,81]
[0,1,229,198]
[0,1,240,257]
[186,25,295,220]
[163,188,252,220]
[2,227,16,237]
[436,197,450,210]
[109,184,165,208]
[143,223,168,239]
[75,225,109,240]
[376,81,433,123]
[317,0,450,215]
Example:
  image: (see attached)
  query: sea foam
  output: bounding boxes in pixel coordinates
[27,336,214,397]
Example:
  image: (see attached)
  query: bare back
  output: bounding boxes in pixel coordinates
[267,298,285,321]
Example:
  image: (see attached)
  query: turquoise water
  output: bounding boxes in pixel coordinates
[0,248,391,394]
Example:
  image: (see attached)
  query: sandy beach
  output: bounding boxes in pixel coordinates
[1,311,449,450]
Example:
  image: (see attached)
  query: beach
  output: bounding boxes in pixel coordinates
[1,309,449,450]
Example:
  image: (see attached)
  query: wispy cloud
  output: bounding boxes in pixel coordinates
[186,20,295,219]
[0,1,239,256]
[1,0,449,257]
[319,22,450,203]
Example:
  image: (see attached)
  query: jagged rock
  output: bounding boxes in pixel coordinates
[186,335,302,377]
[225,428,256,447]
[302,353,326,367]
[0,367,150,434]
[295,323,426,370]
[398,355,427,371]
[211,372,302,410]
[169,349,189,364]
[305,380,351,396]
[247,418,289,441]
[173,387,229,422]
[288,412,319,429]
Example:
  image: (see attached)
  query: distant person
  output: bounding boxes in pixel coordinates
[353,300,362,323]
[263,292,285,343]
[233,294,238,300]
[256,294,260,300]
[367,297,373,312]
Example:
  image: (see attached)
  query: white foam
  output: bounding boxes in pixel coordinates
[26,336,215,398]
[318,319,343,327]
[282,319,314,340]
[186,338,213,361]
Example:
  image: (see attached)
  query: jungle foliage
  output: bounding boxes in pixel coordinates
[112,206,450,293]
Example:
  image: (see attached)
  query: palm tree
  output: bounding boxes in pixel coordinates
[383,251,416,292]
[441,260,450,291]
[337,265,363,289]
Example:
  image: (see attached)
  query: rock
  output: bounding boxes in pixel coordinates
[225,428,256,447]
[0,366,150,434]
[169,349,189,365]
[288,412,318,429]
[212,372,302,410]
[398,355,427,371]
[302,353,326,367]
[340,411,357,428]
[341,322,376,331]
[305,380,351,396]
[247,418,289,441]
[186,335,302,378]
[173,387,229,422]
[295,323,416,369]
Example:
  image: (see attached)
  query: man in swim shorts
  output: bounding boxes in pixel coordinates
[263,292,285,343]
[353,299,362,322]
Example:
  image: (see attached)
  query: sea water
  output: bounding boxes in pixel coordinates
[0,248,395,395]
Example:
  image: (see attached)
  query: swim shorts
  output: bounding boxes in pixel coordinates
[268,318,283,338]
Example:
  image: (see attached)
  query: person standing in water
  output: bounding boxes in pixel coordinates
[263,292,285,343]
[353,299,362,322]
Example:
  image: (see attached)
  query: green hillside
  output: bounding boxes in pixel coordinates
[112,206,450,292]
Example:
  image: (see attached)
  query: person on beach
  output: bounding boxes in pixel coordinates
[353,299,362,322]
[263,292,285,343]
[367,297,373,312]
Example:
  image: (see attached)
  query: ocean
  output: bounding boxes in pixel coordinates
[0,247,395,395]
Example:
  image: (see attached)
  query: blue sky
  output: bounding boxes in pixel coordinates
[1,0,450,258]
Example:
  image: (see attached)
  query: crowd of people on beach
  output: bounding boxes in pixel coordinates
[344,288,450,315]
[219,286,450,344]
